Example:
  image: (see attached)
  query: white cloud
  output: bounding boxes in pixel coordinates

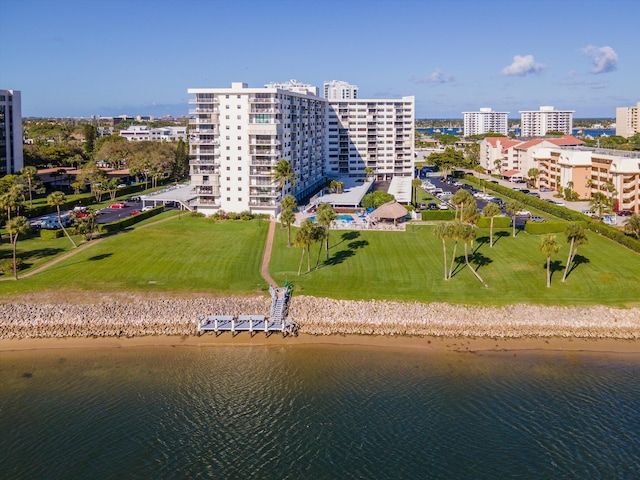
[500,55,545,76]
[581,45,618,74]
[410,69,456,85]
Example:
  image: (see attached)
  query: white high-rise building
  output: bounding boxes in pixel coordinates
[187,82,326,216]
[462,108,509,137]
[519,106,574,137]
[0,89,23,175]
[323,80,358,100]
[326,97,415,179]
[616,101,640,138]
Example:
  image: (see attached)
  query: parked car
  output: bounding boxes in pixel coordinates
[427,202,438,210]
[110,202,126,209]
[529,216,546,222]
[129,210,140,215]
[617,210,633,216]
[540,187,554,192]
[438,203,450,210]
[527,192,541,198]
[516,210,531,217]
[142,206,154,212]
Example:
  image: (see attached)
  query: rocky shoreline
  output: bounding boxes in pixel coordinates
[1,295,639,340]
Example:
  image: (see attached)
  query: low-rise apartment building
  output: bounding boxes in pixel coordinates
[535,147,640,213]
[120,125,187,142]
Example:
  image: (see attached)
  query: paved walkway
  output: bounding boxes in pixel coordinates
[260,219,278,288]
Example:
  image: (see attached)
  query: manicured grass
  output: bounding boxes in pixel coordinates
[268,224,640,307]
[0,216,268,295]
[2,216,639,307]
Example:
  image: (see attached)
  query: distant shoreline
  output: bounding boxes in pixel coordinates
[1,294,638,353]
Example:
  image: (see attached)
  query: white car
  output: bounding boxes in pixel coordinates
[141,206,154,211]
[516,210,531,217]
[438,203,450,210]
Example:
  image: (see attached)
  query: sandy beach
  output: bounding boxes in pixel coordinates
[1,292,639,353]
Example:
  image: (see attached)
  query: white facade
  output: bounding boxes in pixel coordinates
[519,106,574,137]
[149,126,187,142]
[0,89,23,175]
[326,97,415,179]
[323,80,359,100]
[187,82,327,216]
[616,101,640,138]
[120,125,151,141]
[462,108,509,136]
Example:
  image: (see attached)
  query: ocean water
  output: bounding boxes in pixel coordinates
[1,345,639,479]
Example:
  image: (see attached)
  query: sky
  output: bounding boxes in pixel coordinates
[1,0,638,119]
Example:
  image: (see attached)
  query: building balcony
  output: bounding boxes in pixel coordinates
[189,97,219,104]
[249,200,277,207]
[249,188,276,197]
[190,159,220,166]
[189,108,219,114]
[249,139,282,146]
[249,97,277,103]
[192,138,219,146]
[250,149,279,156]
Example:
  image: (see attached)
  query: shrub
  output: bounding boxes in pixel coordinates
[40,229,64,239]
[587,222,640,254]
[0,258,24,275]
[421,210,455,221]
[190,211,206,218]
[477,216,511,228]
[96,207,163,233]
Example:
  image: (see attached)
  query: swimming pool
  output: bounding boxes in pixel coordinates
[307,214,354,222]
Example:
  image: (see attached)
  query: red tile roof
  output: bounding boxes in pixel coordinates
[502,169,521,176]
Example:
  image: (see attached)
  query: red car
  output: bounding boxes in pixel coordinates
[129,210,140,215]
[110,202,126,209]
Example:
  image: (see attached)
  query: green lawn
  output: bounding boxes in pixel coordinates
[2,216,639,307]
[0,216,268,296]
[268,224,640,307]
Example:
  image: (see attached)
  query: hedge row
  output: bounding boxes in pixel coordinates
[40,229,64,239]
[96,207,164,233]
[524,222,569,234]
[421,210,455,221]
[476,216,511,229]
[464,175,640,253]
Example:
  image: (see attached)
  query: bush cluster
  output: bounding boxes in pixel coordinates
[421,210,455,221]
[40,229,64,239]
[477,216,511,228]
[0,258,24,274]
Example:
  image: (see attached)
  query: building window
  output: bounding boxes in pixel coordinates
[226,166,230,170]
[238,177,242,181]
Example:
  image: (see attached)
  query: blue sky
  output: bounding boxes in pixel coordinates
[1,0,637,119]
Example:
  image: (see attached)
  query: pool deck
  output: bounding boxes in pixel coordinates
[294,212,406,231]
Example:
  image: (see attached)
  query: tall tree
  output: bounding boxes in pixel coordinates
[460,223,488,288]
[6,216,30,280]
[316,203,337,263]
[506,201,523,238]
[20,166,41,208]
[450,189,474,222]
[527,168,540,188]
[294,219,315,275]
[448,220,462,280]
[411,177,422,206]
[47,191,77,248]
[83,124,97,157]
[280,195,297,247]
[624,214,640,240]
[590,192,608,219]
[483,202,502,247]
[538,234,561,288]
[271,159,297,200]
[433,222,453,280]
[562,223,587,282]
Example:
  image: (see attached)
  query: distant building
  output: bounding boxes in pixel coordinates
[120,125,151,141]
[323,80,359,100]
[519,106,574,137]
[462,108,509,136]
[615,101,639,138]
[149,126,187,142]
[0,89,23,175]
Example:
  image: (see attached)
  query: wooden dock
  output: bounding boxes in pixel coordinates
[197,314,297,337]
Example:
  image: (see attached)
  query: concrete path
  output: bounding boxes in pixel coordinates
[260,219,278,288]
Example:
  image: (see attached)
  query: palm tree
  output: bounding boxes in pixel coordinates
[590,192,608,219]
[294,219,315,275]
[411,177,422,206]
[538,234,561,288]
[6,216,30,280]
[280,208,296,247]
[0,190,21,245]
[432,222,452,280]
[450,189,474,221]
[460,223,488,287]
[483,202,502,247]
[527,168,540,189]
[506,201,523,238]
[562,223,587,282]
[364,167,374,180]
[272,159,297,200]
[21,166,38,208]
[624,214,640,240]
[448,220,462,280]
[316,203,337,263]
[47,191,77,248]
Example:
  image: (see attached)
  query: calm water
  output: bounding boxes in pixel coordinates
[2,345,639,479]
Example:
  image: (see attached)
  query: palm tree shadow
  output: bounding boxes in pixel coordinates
[449,255,465,278]
[471,252,492,272]
[88,253,113,261]
[548,260,563,281]
[566,254,590,278]
[332,231,359,249]
[324,249,355,266]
